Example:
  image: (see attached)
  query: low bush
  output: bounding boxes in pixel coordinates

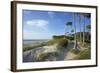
[47,38,68,47]
[53,35,74,41]
[57,38,68,48]
[46,39,57,45]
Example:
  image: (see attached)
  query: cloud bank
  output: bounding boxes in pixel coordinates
[26,19,49,29]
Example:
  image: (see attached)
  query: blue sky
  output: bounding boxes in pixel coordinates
[23,10,91,40]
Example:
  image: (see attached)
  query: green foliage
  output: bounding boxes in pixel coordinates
[77,49,91,59]
[71,29,74,32]
[46,39,58,45]
[53,35,65,39]
[66,22,72,26]
[84,13,91,18]
[70,47,90,60]
[47,38,68,48]
[86,25,91,30]
[23,35,69,52]
[66,36,74,40]
[85,39,91,43]
[75,32,91,43]
[70,49,80,54]
[57,38,68,48]
[53,35,74,40]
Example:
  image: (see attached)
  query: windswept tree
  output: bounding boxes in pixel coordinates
[86,24,91,31]
[73,13,77,49]
[82,13,91,46]
[71,29,74,33]
[65,22,72,38]
[78,13,82,43]
[86,24,91,42]
[82,13,85,46]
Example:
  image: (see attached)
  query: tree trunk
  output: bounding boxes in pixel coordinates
[83,15,85,46]
[79,14,82,43]
[64,27,67,38]
[74,13,77,49]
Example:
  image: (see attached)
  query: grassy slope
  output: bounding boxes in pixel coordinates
[23,35,91,60]
[77,49,91,59]
[23,38,68,52]
[70,48,91,60]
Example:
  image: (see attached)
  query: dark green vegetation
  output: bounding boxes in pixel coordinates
[75,32,91,43]
[53,35,74,41]
[47,38,68,47]
[77,49,90,59]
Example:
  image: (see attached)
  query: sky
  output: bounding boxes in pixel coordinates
[23,10,91,40]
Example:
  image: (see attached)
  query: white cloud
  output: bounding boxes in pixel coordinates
[26,19,49,28]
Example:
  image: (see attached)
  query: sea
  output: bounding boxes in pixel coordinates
[23,39,49,47]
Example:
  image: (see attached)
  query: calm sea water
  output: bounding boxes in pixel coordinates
[23,40,49,46]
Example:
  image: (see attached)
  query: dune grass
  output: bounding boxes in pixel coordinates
[77,49,91,59]
[47,38,68,47]
[70,49,80,54]
[23,38,68,52]
[70,48,91,60]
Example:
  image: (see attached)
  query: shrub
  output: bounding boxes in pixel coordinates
[57,38,68,48]
[46,38,68,47]
[53,35,74,41]
[53,35,65,39]
[46,40,56,45]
